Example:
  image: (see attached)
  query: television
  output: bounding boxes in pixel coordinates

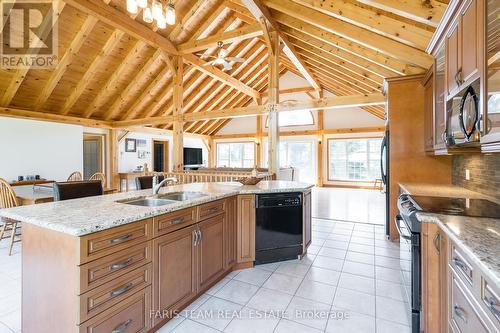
[183,147,203,167]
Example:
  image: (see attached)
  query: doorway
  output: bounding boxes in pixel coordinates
[83,134,105,180]
[152,140,169,172]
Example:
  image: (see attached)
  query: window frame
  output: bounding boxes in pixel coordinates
[215,141,256,168]
[264,110,315,128]
[326,136,383,182]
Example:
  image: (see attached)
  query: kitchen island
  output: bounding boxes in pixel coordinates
[0,181,313,333]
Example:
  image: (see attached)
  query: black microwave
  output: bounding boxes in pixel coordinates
[444,79,481,147]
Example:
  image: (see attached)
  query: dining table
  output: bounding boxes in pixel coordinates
[13,184,117,206]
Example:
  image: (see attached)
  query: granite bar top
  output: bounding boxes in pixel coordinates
[0,181,313,237]
[400,182,500,289]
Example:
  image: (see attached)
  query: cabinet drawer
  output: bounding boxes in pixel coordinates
[79,286,151,333]
[450,244,474,286]
[79,242,152,294]
[481,278,500,326]
[153,207,197,237]
[450,274,491,333]
[79,263,152,323]
[198,199,225,221]
[80,219,153,264]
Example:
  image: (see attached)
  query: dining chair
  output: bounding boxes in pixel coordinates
[135,175,164,190]
[67,171,83,182]
[0,178,21,256]
[89,172,106,188]
[53,180,103,201]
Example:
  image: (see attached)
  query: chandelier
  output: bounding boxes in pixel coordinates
[126,0,176,28]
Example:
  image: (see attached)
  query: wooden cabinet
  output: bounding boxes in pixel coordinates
[236,194,255,264]
[224,196,237,268]
[446,22,461,95]
[152,225,198,325]
[198,215,225,290]
[421,222,448,333]
[434,45,447,150]
[424,69,435,152]
[302,190,311,253]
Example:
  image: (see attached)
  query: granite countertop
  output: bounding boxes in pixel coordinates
[400,182,500,289]
[0,181,313,237]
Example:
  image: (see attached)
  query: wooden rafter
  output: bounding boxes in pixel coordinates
[241,0,321,91]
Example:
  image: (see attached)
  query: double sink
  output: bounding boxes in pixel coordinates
[117,191,208,207]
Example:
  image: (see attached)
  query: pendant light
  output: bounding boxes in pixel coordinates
[136,0,147,9]
[166,2,175,25]
[152,0,163,22]
[157,10,167,29]
[126,0,138,14]
[143,7,153,23]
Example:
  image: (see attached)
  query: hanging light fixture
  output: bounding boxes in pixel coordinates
[136,0,147,9]
[166,2,175,25]
[143,6,153,23]
[157,9,167,29]
[152,0,163,22]
[126,0,138,14]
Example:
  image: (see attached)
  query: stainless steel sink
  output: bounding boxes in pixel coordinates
[158,191,208,201]
[116,197,176,207]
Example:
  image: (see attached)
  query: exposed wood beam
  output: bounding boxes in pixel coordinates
[241,0,321,91]
[264,0,433,69]
[178,24,263,54]
[261,86,316,96]
[355,0,446,28]
[212,126,386,139]
[0,107,113,128]
[183,53,260,100]
[171,55,184,171]
[34,16,98,111]
[63,0,178,54]
[113,93,385,127]
[1,1,66,107]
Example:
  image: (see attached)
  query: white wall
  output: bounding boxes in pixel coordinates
[0,117,83,182]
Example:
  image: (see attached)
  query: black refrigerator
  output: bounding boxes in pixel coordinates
[381,130,390,237]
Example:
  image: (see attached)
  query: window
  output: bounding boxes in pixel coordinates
[263,140,315,183]
[265,110,314,127]
[216,142,255,168]
[328,138,382,181]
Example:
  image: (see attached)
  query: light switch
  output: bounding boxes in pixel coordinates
[465,169,470,180]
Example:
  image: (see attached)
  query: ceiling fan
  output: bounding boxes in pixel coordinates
[198,41,246,71]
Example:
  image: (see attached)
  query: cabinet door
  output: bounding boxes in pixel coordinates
[198,214,225,290]
[434,45,447,149]
[237,195,255,263]
[460,0,479,83]
[303,190,311,253]
[224,197,237,269]
[446,23,460,95]
[424,70,435,152]
[152,225,197,325]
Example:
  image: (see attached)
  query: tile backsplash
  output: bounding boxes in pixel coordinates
[452,154,500,199]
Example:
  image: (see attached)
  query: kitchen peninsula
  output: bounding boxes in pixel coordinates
[0,181,313,333]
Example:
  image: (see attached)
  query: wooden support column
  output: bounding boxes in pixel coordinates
[109,129,118,190]
[267,30,280,175]
[317,90,324,187]
[256,115,263,168]
[170,56,184,171]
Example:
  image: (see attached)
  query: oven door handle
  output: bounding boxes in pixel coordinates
[395,215,412,240]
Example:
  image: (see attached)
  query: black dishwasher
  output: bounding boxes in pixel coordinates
[255,192,303,264]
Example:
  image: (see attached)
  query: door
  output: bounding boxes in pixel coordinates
[224,197,237,269]
[446,23,460,95]
[198,214,225,290]
[83,135,103,180]
[434,44,447,149]
[152,140,169,172]
[237,195,255,263]
[460,0,479,83]
[424,69,435,152]
[152,225,197,325]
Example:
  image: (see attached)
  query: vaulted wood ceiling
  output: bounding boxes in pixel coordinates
[0,0,449,135]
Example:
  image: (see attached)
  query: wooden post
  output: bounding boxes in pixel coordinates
[109,129,118,190]
[256,115,262,168]
[317,90,324,187]
[206,138,214,168]
[267,30,280,175]
[171,56,184,171]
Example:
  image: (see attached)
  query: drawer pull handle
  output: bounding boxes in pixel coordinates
[109,257,133,271]
[111,319,133,333]
[109,234,132,245]
[110,282,133,298]
[453,257,470,275]
[433,233,440,255]
[454,305,468,323]
[170,217,184,225]
[193,229,198,246]
[486,296,500,318]
[208,207,219,213]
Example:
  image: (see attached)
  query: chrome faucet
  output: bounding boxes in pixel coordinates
[152,176,177,195]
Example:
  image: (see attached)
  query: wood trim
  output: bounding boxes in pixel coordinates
[83,133,105,176]
[214,141,256,168]
[152,140,169,173]
[212,126,385,139]
[322,183,381,190]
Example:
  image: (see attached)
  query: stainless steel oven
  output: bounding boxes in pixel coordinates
[444,79,481,146]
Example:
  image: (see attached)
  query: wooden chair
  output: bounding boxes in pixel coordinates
[67,171,83,182]
[89,172,106,188]
[53,180,103,201]
[0,178,21,256]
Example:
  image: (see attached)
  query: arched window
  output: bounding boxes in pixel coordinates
[265,110,314,127]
